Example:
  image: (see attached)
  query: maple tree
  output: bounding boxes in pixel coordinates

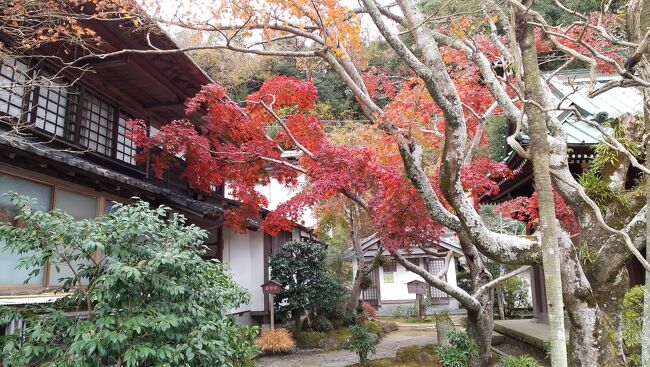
[125,1,650,365]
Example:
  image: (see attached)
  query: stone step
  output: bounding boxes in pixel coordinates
[492,331,506,346]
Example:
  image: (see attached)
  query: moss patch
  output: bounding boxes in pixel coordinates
[298,328,352,350]
[365,320,381,335]
[347,344,441,367]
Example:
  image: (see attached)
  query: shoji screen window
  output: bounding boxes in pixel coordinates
[80,91,115,156]
[0,57,29,119]
[33,71,73,137]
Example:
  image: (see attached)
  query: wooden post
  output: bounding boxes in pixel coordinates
[415,294,422,319]
[270,294,275,330]
[261,280,282,331]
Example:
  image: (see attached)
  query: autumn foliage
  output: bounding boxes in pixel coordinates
[130,75,513,250]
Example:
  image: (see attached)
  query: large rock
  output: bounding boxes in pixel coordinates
[380,321,398,335]
[394,345,437,364]
[318,336,339,350]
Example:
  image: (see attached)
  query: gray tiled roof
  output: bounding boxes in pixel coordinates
[0,136,223,218]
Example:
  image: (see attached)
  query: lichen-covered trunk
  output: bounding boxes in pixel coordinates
[465,292,494,367]
[559,244,628,367]
[516,4,568,366]
[627,1,650,364]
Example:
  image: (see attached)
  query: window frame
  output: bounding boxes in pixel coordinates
[0,58,145,173]
[0,165,126,294]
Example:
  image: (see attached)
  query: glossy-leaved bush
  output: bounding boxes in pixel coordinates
[0,195,258,367]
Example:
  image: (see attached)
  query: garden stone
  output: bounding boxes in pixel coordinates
[318,336,339,350]
[380,321,398,335]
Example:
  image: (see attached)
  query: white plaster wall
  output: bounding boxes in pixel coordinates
[352,257,460,310]
[254,176,316,228]
[222,227,265,313]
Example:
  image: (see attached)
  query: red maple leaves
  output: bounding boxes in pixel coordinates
[130,75,513,249]
[497,191,579,235]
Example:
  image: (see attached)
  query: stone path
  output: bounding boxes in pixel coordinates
[255,329,436,367]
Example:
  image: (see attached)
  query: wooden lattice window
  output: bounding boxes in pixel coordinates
[33,71,72,138]
[0,57,29,119]
[116,110,137,165]
[80,91,115,156]
[426,258,450,303]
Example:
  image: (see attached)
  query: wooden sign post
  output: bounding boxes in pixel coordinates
[406,280,428,319]
[261,280,282,330]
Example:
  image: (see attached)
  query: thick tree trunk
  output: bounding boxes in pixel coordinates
[641,88,650,367]
[516,4,569,366]
[293,309,302,336]
[496,286,505,320]
[563,265,628,366]
[627,1,650,365]
[347,267,365,314]
[466,292,494,366]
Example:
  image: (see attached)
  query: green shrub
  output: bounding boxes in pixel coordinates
[270,239,347,326]
[502,276,531,317]
[297,331,325,348]
[343,312,359,326]
[501,355,543,367]
[435,330,479,367]
[348,325,376,365]
[365,320,380,335]
[623,285,644,366]
[392,305,404,318]
[302,315,333,332]
[0,197,258,367]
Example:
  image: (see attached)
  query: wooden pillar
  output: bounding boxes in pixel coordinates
[530,265,549,323]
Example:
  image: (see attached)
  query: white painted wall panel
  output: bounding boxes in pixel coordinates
[223,227,265,314]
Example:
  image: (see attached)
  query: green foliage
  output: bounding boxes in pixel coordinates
[435,330,479,367]
[622,285,645,366]
[302,314,333,332]
[501,355,543,367]
[343,312,360,326]
[484,116,510,161]
[578,118,643,213]
[542,340,552,360]
[502,276,531,317]
[364,320,380,335]
[297,331,325,348]
[312,70,360,119]
[0,195,257,367]
[579,169,630,212]
[270,239,347,323]
[532,0,604,26]
[348,325,377,365]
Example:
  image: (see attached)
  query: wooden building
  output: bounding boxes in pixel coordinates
[0,11,297,325]
[345,233,465,314]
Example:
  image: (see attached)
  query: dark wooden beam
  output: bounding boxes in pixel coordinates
[143,101,184,112]
[87,56,129,70]
[88,22,190,101]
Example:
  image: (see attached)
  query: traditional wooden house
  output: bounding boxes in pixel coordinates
[345,233,465,315]
[481,71,646,322]
[0,11,300,326]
